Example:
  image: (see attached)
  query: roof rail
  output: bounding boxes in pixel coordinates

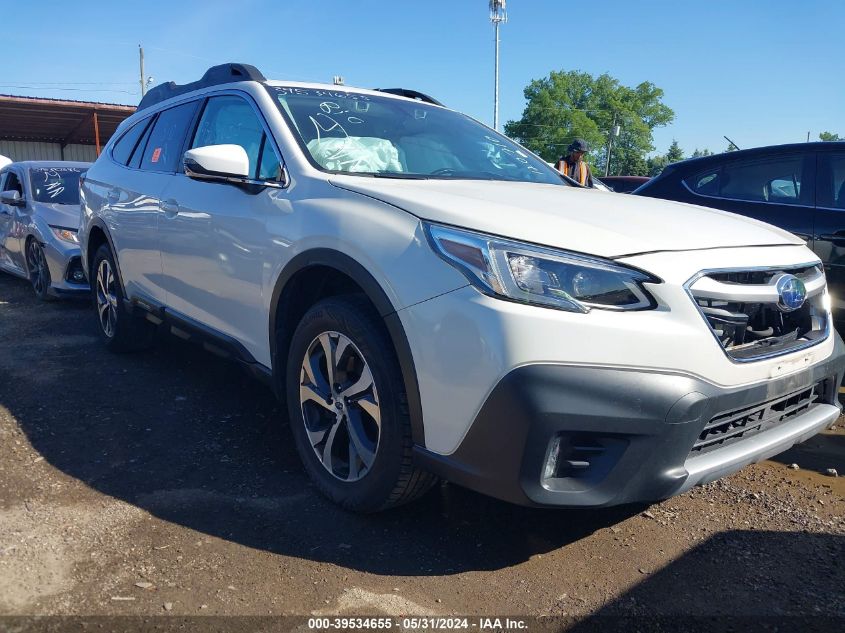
[137,63,266,111]
[373,88,444,107]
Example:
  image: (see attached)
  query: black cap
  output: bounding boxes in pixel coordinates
[568,138,589,153]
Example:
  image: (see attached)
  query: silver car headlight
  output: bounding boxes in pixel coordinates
[50,227,79,244]
[425,223,660,312]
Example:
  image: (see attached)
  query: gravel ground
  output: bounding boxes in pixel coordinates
[0,272,843,626]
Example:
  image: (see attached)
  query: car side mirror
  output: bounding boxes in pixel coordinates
[184,145,251,184]
[0,190,24,206]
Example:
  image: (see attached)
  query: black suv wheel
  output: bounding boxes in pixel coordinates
[286,295,436,512]
[91,244,155,352]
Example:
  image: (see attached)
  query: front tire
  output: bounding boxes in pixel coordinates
[26,239,52,302]
[285,295,436,512]
[91,243,154,352]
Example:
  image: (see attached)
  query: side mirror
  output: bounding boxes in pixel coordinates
[184,145,251,184]
[0,190,24,206]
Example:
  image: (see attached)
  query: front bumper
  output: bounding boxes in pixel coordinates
[414,333,845,508]
[44,240,89,295]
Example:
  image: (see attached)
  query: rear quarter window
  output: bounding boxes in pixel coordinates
[111,117,152,166]
[686,169,721,196]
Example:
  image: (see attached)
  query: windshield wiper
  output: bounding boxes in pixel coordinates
[363,172,428,180]
[427,170,520,181]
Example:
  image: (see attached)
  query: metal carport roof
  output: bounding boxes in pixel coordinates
[0,94,136,153]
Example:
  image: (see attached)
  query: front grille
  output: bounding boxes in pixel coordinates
[687,264,829,361]
[691,379,830,455]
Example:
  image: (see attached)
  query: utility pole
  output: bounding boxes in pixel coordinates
[139,45,147,97]
[605,115,620,177]
[490,1,507,131]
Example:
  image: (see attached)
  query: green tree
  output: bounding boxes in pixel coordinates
[504,70,674,177]
[644,140,688,177]
[646,155,669,177]
[819,131,841,142]
[666,139,684,163]
[690,148,712,158]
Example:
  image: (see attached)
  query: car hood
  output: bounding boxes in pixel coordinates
[328,177,804,258]
[31,201,82,229]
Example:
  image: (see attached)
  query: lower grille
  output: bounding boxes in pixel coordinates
[690,379,830,455]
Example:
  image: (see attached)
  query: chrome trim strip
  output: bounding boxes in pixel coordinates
[689,267,825,302]
[683,262,830,364]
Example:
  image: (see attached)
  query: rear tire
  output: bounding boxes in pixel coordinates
[285,294,436,512]
[91,243,154,352]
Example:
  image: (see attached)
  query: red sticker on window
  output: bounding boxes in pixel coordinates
[151,147,162,163]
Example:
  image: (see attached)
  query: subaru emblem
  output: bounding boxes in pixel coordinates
[775,274,806,312]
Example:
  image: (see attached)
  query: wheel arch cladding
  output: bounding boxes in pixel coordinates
[86,221,127,295]
[86,223,110,275]
[269,248,426,447]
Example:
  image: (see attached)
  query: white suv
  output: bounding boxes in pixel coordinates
[80,64,845,512]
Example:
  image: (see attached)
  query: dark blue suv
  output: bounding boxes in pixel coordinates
[634,142,845,320]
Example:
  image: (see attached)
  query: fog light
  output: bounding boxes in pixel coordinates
[72,270,85,282]
[543,436,562,480]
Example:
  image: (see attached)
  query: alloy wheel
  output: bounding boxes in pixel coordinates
[299,331,381,482]
[27,241,48,296]
[96,259,118,338]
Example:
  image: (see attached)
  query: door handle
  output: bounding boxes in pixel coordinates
[160,199,180,218]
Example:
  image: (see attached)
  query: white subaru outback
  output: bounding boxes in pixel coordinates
[79,64,844,512]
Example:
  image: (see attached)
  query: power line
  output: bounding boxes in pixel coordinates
[0,85,138,94]
[2,81,137,86]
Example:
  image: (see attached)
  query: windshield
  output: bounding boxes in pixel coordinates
[29,167,86,205]
[268,86,566,185]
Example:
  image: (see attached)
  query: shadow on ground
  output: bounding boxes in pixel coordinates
[0,274,643,576]
[768,431,845,474]
[571,530,845,631]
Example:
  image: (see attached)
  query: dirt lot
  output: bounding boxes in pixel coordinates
[1,272,844,627]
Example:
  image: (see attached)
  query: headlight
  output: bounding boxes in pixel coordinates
[426,223,660,312]
[50,227,79,244]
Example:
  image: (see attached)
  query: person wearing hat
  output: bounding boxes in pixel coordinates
[555,139,594,187]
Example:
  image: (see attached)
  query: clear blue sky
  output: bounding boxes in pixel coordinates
[3,0,842,156]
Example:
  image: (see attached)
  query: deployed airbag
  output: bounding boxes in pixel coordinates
[307,137,403,173]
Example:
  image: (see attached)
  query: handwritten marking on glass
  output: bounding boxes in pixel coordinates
[34,167,83,199]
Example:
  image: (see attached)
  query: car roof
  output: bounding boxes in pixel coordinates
[263,80,444,105]
[137,63,445,114]
[665,141,845,173]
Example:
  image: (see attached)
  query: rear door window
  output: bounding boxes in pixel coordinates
[686,156,808,204]
[140,101,200,173]
[720,156,805,204]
